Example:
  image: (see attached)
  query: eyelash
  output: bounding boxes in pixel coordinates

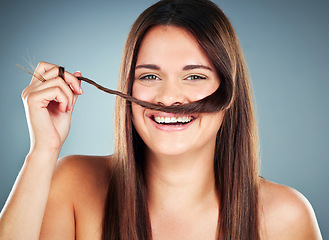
[186,75,207,80]
[139,74,160,81]
[139,74,207,81]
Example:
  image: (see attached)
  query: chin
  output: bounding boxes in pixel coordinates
[144,138,202,158]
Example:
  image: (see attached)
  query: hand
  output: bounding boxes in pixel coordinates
[21,62,83,153]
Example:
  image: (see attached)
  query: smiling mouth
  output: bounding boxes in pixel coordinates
[151,116,195,125]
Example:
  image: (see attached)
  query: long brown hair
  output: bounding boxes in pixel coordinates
[102,0,260,239]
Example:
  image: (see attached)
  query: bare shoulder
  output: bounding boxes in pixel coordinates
[55,154,111,186]
[53,154,112,205]
[259,178,322,240]
[40,154,112,239]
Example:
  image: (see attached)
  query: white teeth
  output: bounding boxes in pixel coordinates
[155,117,160,122]
[153,116,194,124]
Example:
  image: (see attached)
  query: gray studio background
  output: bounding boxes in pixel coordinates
[1,0,328,237]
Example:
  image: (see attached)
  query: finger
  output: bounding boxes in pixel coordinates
[72,71,82,109]
[73,71,83,94]
[31,61,57,84]
[42,67,82,95]
[32,77,75,110]
[73,71,82,77]
[26,86,70,113]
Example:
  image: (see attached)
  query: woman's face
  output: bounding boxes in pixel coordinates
[132,25,224,157]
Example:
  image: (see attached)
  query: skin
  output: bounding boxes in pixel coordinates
[0,26,322,240]
[132,26,223,239]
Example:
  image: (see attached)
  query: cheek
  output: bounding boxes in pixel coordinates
[202,111,225,129]
[132,83,155,101]
[131,103,144,125]
[187,82,220,102]
[131,102,150,142]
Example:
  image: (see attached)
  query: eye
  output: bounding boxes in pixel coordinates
[185,75,207,80]
[139,74,160,81]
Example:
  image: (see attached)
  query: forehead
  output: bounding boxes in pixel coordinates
[136,25,212,67]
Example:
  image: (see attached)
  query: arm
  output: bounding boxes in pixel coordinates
[0,62,82,240]
[0,150,59,240]
[39,156,77,240]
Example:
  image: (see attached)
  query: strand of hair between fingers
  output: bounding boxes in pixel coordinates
[16,64,46,82]
[17,64,226,114]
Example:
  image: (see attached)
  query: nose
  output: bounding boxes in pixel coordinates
[155,81,186,106]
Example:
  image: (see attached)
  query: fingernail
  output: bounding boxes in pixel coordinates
[79,86,83,94]
[68,103,73,111]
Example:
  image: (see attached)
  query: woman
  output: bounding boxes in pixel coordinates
[0,0,322,239]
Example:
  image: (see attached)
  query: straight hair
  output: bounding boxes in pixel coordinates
[103,0,260,239]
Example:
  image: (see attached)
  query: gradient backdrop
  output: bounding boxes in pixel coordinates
[1,0,328,237]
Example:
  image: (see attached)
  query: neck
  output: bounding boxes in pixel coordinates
[145,145,219,213]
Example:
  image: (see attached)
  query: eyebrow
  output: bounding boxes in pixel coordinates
[135,64,160,70]
[183,64,212,71]
[135,64,213,71]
